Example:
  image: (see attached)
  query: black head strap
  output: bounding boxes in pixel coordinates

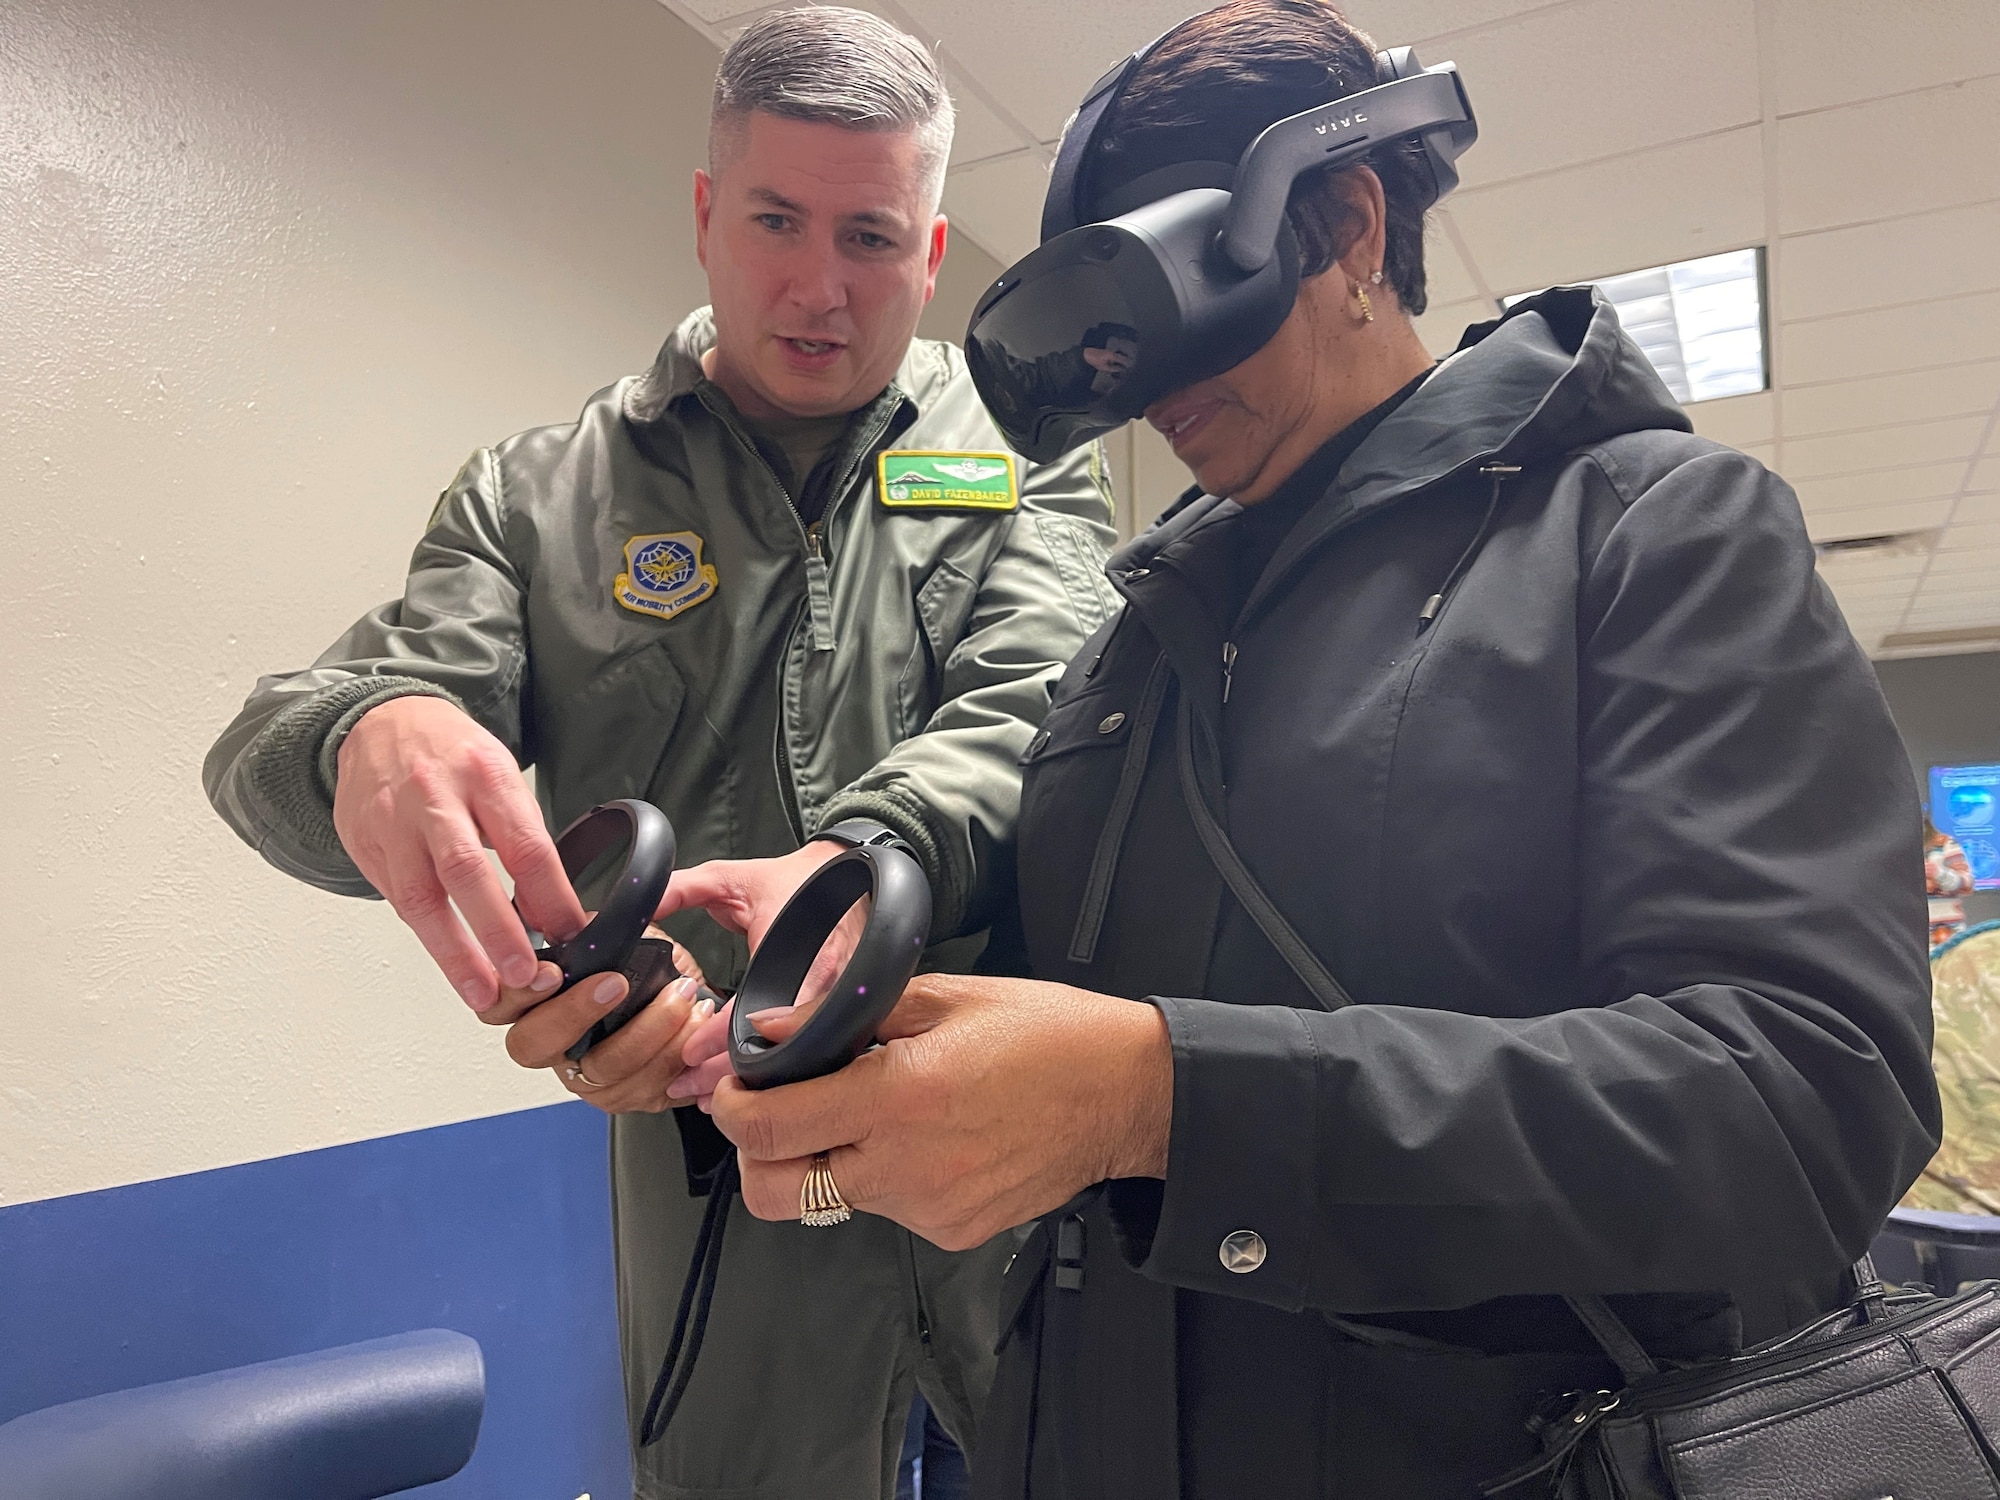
[1040,20,1196,243]
[1041,24,1426,246]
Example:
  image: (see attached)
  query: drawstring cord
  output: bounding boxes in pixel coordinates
[1418,462,1519,629]
[638,1152,739,1446]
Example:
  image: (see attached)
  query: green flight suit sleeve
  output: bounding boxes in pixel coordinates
[201,449,528,897]
[815,442,1120,939]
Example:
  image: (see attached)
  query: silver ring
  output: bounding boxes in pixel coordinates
[800,1151,852,1227]
[565,1063,606,1090]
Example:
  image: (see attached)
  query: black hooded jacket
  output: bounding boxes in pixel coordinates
[980,288,1938,1498]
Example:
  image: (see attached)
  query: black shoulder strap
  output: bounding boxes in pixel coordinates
[1173,693,1355,1010]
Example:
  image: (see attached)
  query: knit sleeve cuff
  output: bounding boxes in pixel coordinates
[240,676,466,875]
[811,785,966,942]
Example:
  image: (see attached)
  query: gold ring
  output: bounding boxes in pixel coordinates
[800,1151,852,1227]
[565,1062,606,1090]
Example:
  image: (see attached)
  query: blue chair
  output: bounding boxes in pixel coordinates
[1872,1206,2000,1293]
[0,1329,484,1500]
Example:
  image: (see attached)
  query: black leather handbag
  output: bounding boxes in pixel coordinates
[1175,701,2000,1500]
[1481,1267,2000,1498]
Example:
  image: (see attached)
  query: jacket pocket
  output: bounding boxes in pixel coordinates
[897,558,979,737]
[537,639,689,816]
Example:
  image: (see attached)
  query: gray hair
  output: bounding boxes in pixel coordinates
[710,7,955,207]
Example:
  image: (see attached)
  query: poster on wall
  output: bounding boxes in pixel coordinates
[1932,763,2000,891]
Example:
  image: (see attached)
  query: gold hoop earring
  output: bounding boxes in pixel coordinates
[1354,282,1374,323]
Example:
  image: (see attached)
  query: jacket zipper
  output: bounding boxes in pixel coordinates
[1221,641,1238,704]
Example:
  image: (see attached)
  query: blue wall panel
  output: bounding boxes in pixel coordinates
[0,1103,631,1499]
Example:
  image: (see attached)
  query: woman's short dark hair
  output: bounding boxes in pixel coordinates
[1089,0,1433,315]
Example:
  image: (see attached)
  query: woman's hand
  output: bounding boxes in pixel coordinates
[707,973,1173,1250]
[493,931,715,1113]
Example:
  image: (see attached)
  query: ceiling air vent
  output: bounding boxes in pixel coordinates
[1814,529,1937,560]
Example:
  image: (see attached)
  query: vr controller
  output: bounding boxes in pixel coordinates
[540,801,931,1087]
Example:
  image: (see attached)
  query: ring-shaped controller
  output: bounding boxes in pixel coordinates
[529,799,693,1065]
[541,799,676,986]
[727,843,932,1089]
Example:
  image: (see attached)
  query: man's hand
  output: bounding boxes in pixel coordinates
[655,840,860,1102]
[504,969,714,1114]
[707,974,1174,1251]
[333,695,584,1011]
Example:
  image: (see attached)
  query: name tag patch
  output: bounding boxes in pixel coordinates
[877,450,1019,512]
[614,531,719,620]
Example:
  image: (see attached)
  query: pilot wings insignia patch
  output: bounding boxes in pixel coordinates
[876,450,1019,512]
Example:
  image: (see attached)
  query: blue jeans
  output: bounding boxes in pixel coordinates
[895,1394,968,1500]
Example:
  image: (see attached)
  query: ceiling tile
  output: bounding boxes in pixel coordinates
[1765,0,2000,117]
[1422,212,1488,309]
[1689,391,1773,449]
[1453,127,1764,294]
[1814,550,1930,583]
[895,0,1186,143]
[1922,545,2000,576]
[1343,0,1562,46]
[1778,75,2000,235]
[1432,0,1757,191]
[1783,290,2000,384]
[1803,496,1954,542]
[1413,296,1493,359]
[1791,462,1967,513]
[1951,491,2000,526]
[941,151,1052,266]
[1824,575,1923,602]
[1902,597,2000,626]
[666,0,763,21]
[1938,520,2000,553]
[942,89,1038,170]
[1780,201,2000,322]
[1783,361,2000,438]
[1783,415,1989,481]
[1910,574,2000,603]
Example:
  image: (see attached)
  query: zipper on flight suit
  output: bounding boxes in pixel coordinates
[742,393,905,837]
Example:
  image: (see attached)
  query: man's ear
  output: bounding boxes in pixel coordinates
[694,168,715,270]
[922,215,948,304]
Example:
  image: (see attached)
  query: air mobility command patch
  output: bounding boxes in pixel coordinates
[614,531,719,620]
[877,450,1019,512]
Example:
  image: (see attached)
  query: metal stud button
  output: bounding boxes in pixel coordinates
[1219,1229,1266,1273]
[1098,713,1126,734]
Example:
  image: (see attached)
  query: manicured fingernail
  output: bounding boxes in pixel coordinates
[459,979,494,1012]
[499,955,535,989]
[529,963,562,995]
[593,975,624,1005]
[694,997,715,1021]
[668,977,697,1006]
[666,1076,693,1099]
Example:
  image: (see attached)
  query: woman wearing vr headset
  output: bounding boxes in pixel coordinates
[684,1,1937,1493]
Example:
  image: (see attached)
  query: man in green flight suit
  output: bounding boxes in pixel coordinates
[202,9,1119,1496]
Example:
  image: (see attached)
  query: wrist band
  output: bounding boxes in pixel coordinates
[727,842,932,1089]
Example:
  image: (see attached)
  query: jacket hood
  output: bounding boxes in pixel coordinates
[1120,284,1692,567]
[1342,283,1691,511]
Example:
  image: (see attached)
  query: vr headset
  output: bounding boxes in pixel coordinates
[965,33,1478,462]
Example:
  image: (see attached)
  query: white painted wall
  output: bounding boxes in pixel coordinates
[1,0,732,1205]
[0,0,1054,1207]
[0,0,1051,1207]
